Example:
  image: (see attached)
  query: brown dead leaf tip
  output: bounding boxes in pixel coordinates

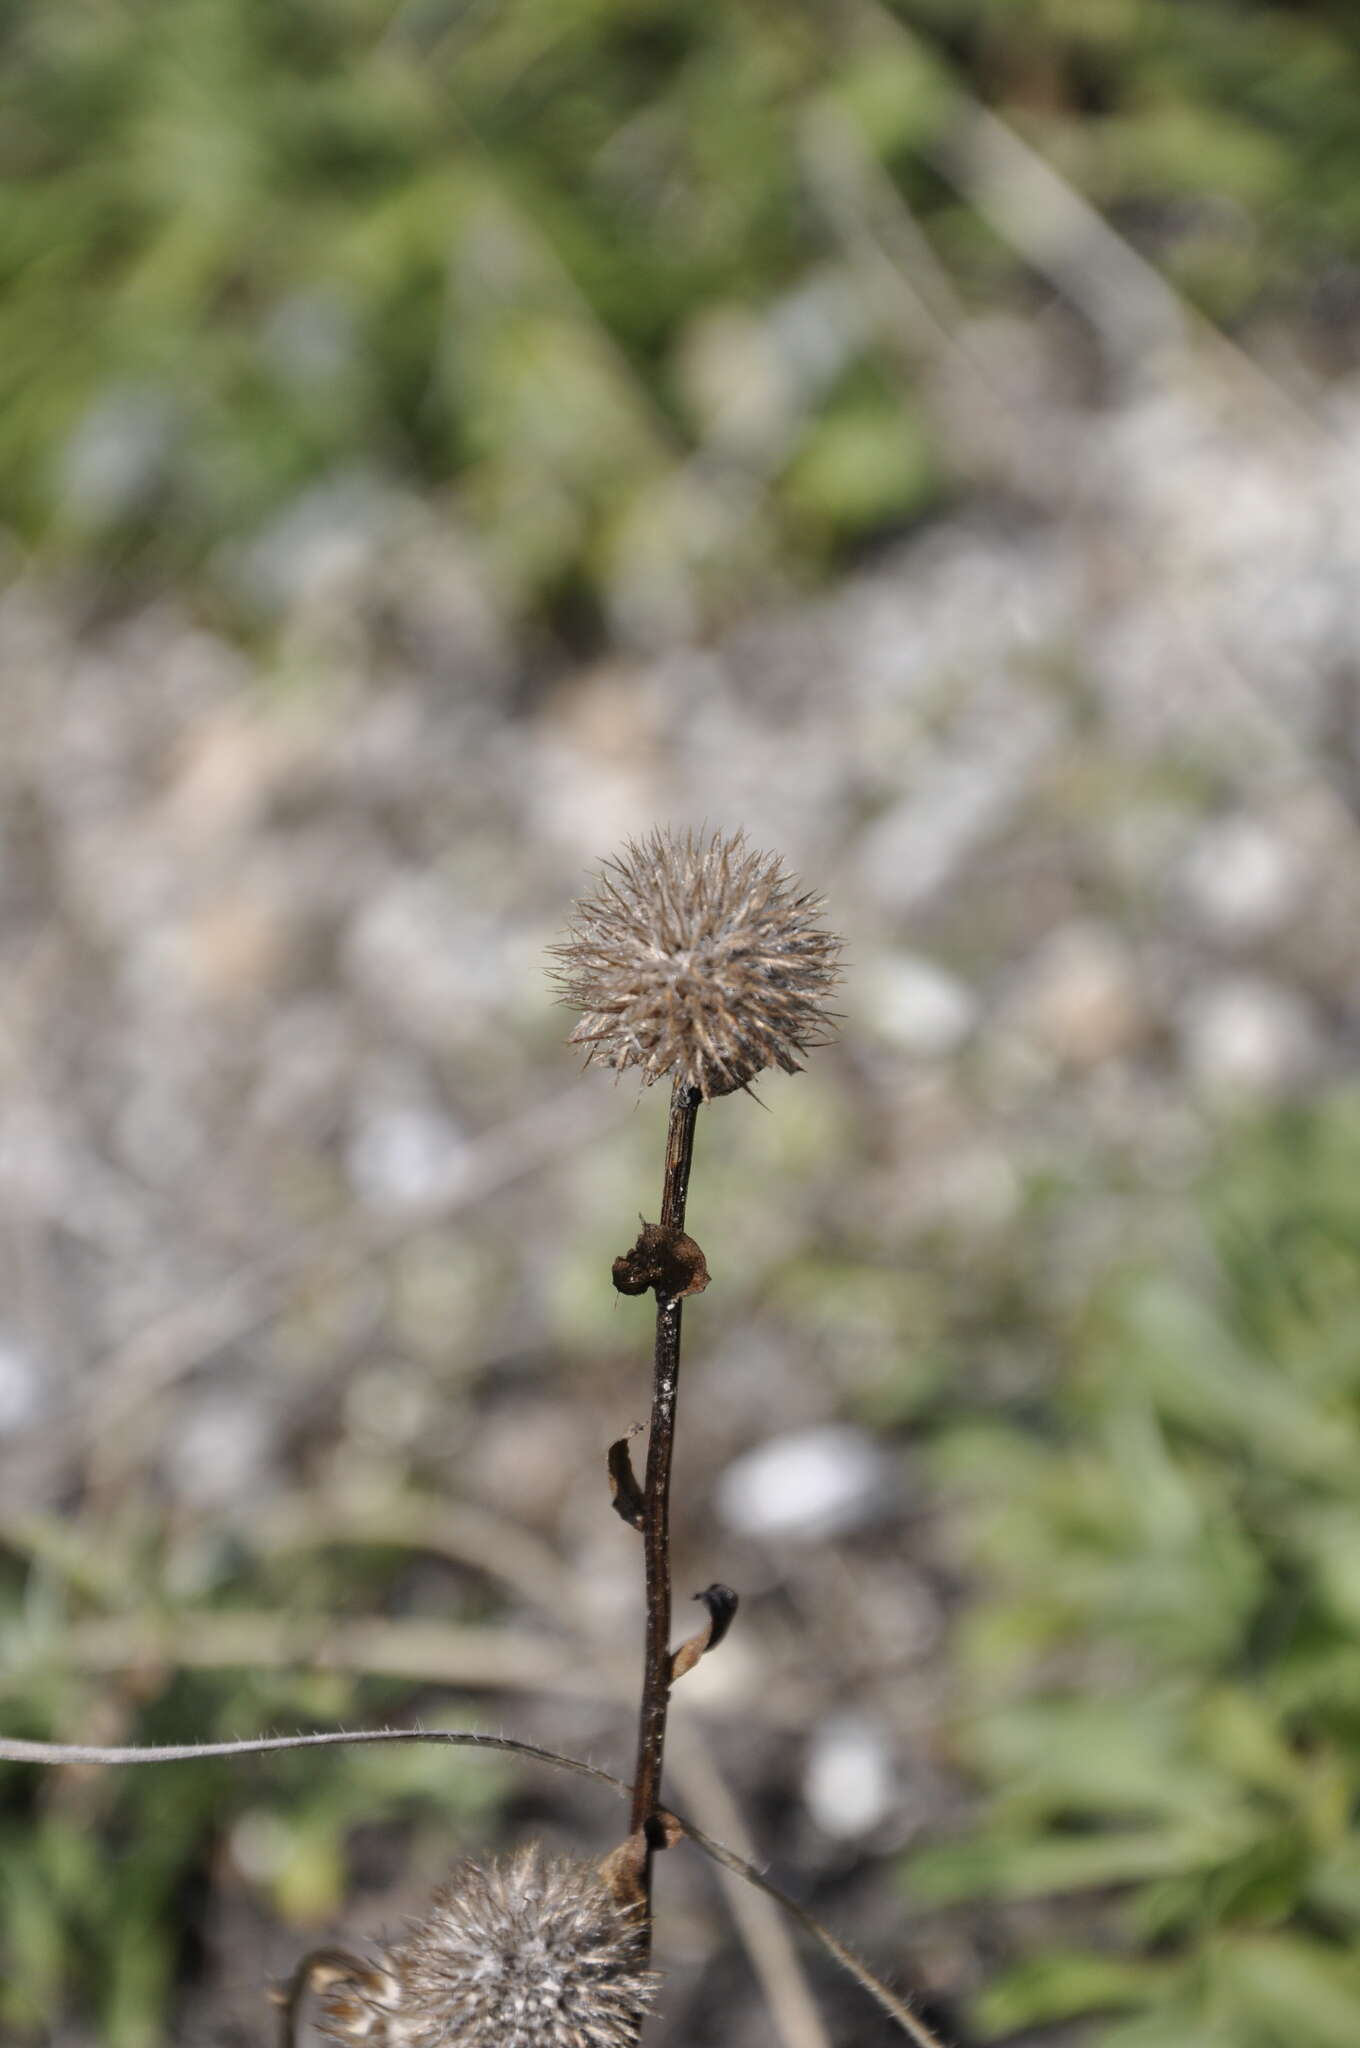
[550,827,842,1099]
[598,1832,651,1914]
[612,1219,710,1301]
[669,1582,739,1682]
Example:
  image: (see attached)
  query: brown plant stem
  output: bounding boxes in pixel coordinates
[630,1078,703,1881]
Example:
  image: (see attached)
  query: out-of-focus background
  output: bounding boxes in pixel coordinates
[4,3,1360,2043]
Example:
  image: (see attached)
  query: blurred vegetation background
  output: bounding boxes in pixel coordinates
[8,0,1360,634]
[4,2,1360,2044]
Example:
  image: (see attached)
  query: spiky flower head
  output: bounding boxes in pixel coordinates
[550,828,842,1099]
[319,1845,656,2048]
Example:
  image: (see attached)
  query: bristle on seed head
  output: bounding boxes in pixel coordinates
[319,1845,656,2048]
[550,828,842,1099]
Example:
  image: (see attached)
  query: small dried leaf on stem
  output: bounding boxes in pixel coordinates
[612,1220,710,1301]
[608,1435,647,1530]
[669,1582,739,1683]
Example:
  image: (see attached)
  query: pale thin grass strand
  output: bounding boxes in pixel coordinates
[0,1727,948,2045]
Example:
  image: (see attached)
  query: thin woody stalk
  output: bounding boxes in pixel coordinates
[551,826,843,1945]
[631,1077,701,1847]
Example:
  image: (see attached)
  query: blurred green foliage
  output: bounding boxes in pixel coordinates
[5,0,1360,631]
[0,1529,508,2043]
[907,1091,1360,2046]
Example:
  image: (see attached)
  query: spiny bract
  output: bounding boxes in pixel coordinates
[319,1845,656,2048]
[550,828,842,1099]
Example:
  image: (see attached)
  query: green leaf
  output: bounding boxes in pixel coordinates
[971,1694,1235,1826]
[1214,1934,1360,2048]
[977,1949,1165,2035]
[906,1821,1229,1906]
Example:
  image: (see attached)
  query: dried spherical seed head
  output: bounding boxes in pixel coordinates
[551,828,842,1099]
[319,1845,657,2048]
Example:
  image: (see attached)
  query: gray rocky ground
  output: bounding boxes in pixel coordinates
[2,332,1359,2043]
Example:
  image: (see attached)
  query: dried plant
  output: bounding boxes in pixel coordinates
[3,1727,944,2043]
[549,827,841,1099]
[317,1844,656,2048]
[548,827,855,2001]
[1,828,954,2048]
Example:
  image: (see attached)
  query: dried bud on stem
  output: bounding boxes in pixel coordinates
[550,827,842,1099]
[319,1845,657,2048]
